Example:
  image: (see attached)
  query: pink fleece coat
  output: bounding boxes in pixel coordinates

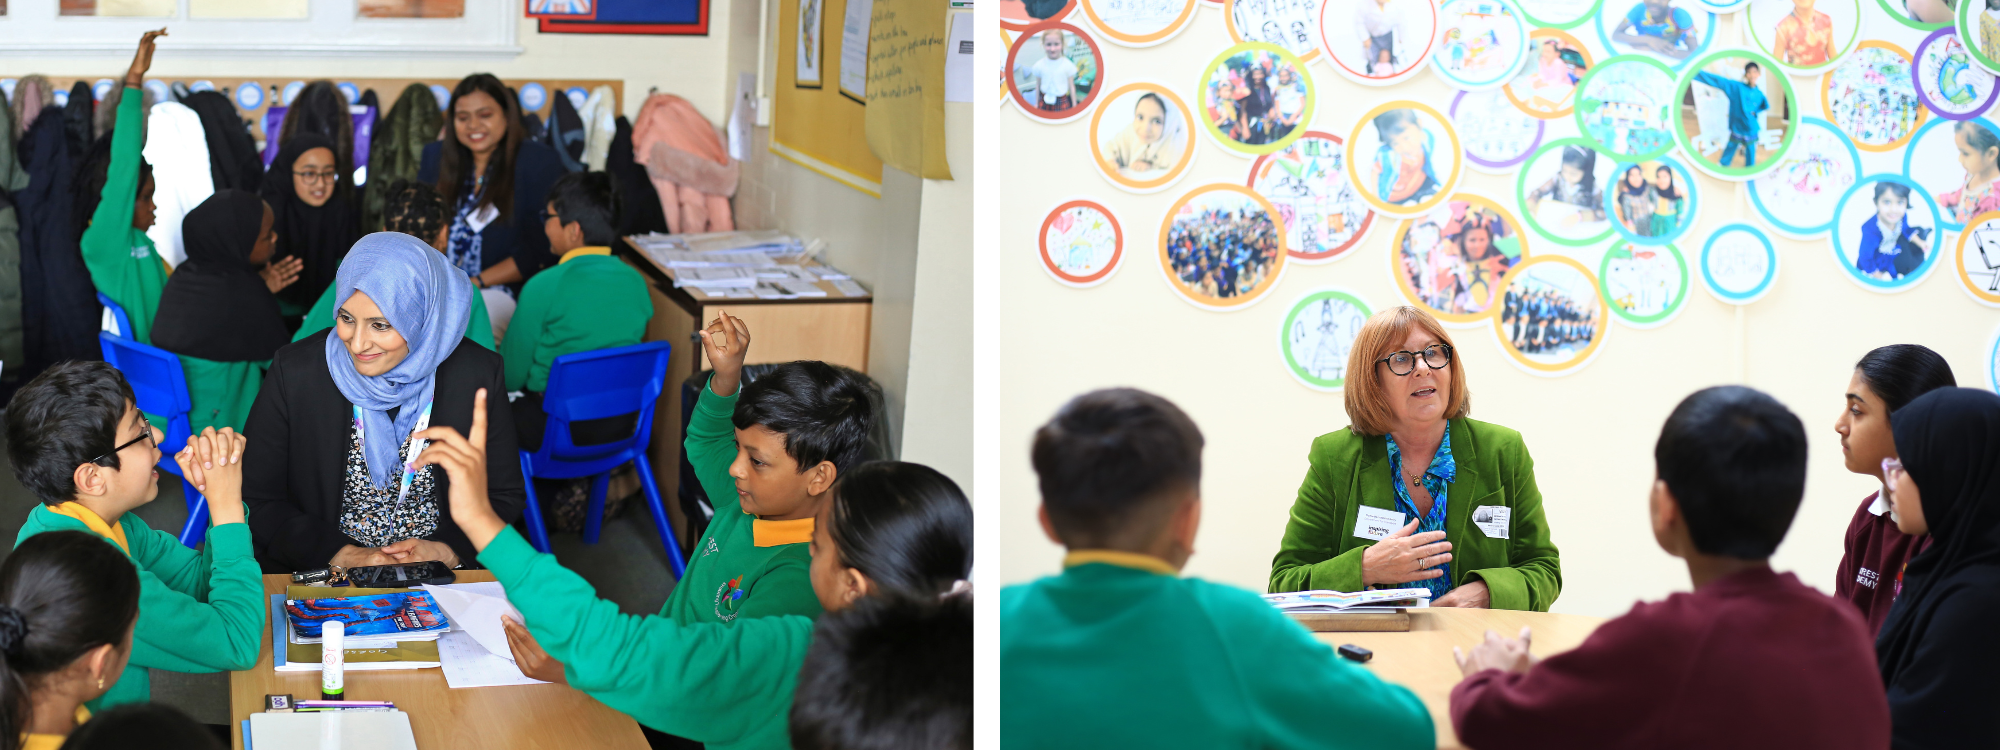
[631,93,737,234]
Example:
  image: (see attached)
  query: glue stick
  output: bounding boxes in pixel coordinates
[321,620,345,701]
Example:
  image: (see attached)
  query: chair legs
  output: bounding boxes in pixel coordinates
[177,478,209,548]
[519,454,686,579]
[635,455,688,579]
[519,451,554,553]
[583,473,611,545]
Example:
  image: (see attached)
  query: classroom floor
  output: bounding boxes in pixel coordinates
[0,422,683,726]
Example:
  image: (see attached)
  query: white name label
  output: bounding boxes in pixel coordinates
[1473,505,1511,539]
[1354,505,1407,541]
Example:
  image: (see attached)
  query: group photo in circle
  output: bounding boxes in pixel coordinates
[1159,184,1290,309]
[1493,255,1608,375]
[1198,43,1315,155]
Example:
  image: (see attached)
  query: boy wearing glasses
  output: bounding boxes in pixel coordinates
[6,361,266,710]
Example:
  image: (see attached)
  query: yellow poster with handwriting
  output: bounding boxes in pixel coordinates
[864,0,952,180]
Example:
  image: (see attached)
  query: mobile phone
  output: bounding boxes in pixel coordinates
[346,561,456,587]
[1337,644,1374,663]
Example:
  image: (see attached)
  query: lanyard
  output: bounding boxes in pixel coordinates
[354,402,434,536]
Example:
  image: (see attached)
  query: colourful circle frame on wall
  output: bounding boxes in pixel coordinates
[1902,116,2000,231]
[1829,173,1944,292]
[1197,43,1316,157]
[1451,89,1544,173]
[1225,0,1323,62]
[1598,242,1690,328]
[1988,320,2000,392]
[1158,184,1291,310]
[235,81,264,110]
[1345,101,1464,217]
[1505,28,1595,120]
[1431,0,1530,92]
[1912,28,1999,120]
[1081,0,1198,47]
[1040,198,1126,287]
[1573,54,1679,162]
[1822,41,1924,152]
[1090,81,1200,194]
[1516,137,1618,247]
[1247,131,1378,263]
[1515,0,1603,30]
[1744,0,1860,78]
[1954,210,2000,306]
[1388,194,1531,327]
[1700,222,1781,304]
[1007,23,1107,125]
[1605,157,1700,246]
[1278,287,1375,391]
[1318,0,1441,87]
[1693,0,1747,12]
[1749,117,1861,239]
[1672,50,1798,182]
[1872,0,1950,31]
[1000,28,1016,106]
[1004,0,1077,31]
[1960,0,2000,74]
[1593,1,1715,72]
[1491,254,1609,376]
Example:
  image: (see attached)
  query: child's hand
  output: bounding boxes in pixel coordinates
[414,388,503,552]
[700,310,752,397]
[502,616,567,684]
[261,255,304,294]
[178,427,246,526]
[123,28,166,89]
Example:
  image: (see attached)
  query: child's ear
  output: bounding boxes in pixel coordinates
[805,460,838,497]
[71,462,107,499]
[82,641,118,692]
[843,567,871,605]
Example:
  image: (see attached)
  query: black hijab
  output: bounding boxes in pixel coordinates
[1875,387,2000,749]
[261,134,360,310]
[151,190,291,362]
[182,90,265,193]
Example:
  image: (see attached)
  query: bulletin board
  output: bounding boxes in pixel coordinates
[775,0,887,197]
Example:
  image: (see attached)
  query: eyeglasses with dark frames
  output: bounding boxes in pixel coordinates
[292,170,340,185]
[90,429,155,466]
[1376,344,1453,376]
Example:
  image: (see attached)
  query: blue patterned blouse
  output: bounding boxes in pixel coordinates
[1386,425,1458,600]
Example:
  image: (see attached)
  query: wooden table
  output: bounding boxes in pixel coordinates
[1314,608,1606,750]
[230,572,647,750]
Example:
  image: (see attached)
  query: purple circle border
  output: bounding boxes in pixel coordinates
[1913,27,2000,121]
[1450,90,1545,171]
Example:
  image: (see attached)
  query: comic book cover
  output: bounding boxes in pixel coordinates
[285,591,451,641]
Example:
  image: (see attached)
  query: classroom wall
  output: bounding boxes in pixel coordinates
[903,103,976,487]
[999,11,2000,618]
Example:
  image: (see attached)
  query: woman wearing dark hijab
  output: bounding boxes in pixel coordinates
[151,189,290,433]
[1875,387,2000,749]
[262,134,360,314]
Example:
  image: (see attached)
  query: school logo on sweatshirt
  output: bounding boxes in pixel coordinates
[702,538,720,558]
[1856,567,1879,590]
[714,576,747,622]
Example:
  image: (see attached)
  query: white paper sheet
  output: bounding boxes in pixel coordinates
[728,71,755,162]
[420,582,518,660]
[436,630,548,689]
[944,11,975,103]
[840,0,874,100]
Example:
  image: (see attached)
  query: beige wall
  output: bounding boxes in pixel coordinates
[999,13,2000,617]
[902,102,975,488]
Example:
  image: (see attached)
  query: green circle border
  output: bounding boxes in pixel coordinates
[1515,137,1618,247]
[1596,242,1690,327]
[1518,0,1604,30]
[1874,0,1950,31]
[1744,0,1862,77]
[1959,0,2000,74]
[1279,288,1374,390]
[1196,42,1315,157]
[1670,49,1798,180]
[1572,54,1679,163]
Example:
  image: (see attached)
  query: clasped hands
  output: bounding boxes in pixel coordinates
[1455,627,1538,678]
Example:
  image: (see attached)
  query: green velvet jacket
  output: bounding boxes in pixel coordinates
[1268,418,1562,611]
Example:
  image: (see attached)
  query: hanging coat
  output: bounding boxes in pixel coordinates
[142,101,216,268]
[542,92,587,174]
[9,74,53,143]
[16,114,101,377]
[578,85,617,173]
[0,89,28,378]
[63,80,95,160]
[631,94,737,234]
[362,83,444,232]
[607,116,668,237]
[182,90,265,193]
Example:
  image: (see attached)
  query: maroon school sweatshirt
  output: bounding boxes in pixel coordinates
[1449,567,1889,750]
[1834,491,1931,636]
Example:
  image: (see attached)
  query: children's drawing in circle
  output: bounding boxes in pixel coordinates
[1364,109,1439,206]
[1613,0,1701,60]
[1941,120,2000,224]
[1856,181,1933,280]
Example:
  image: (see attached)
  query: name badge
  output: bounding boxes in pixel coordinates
[1473,505,1511,539]
[1354,505,1407,541]
[467,202,501,233]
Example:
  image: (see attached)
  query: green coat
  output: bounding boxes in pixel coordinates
[1269,418,1562,611]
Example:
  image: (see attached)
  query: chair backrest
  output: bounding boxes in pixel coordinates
[539,341,672,460]
[97,292,133,339]
[99,333,194,423]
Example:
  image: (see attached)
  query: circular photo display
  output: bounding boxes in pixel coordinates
[1004,0,1076,30]
[1575,55,1679,161]
[1874,0,1952,31]
[1594,0,1714,70]
[1506,29,1595,119]
[1517,138,1617,246]
[1955,211,2000,306]
[1199,43,1315,156]
[1990,322,2000,392]
[1091,82,1199,193]
[1913,28,2000,120]
[1960,0,2000,75]
[1744,0,1860,77]
[1701,222,1781,304]
[1081,0,1198,46]
[1750,117,1861,238]
[1606,158,1699,245]
[1831,174,1944,292]
[1905,117,2000,230]
[1452,89,1545,173]
[1391,195,1530,326]
[1494,255,1608,376]
[1040,198,1125,287]
[1674,51,1797,181]
[1279,288,1375,390]
[1248,131,1378,263]
[1599,242,1690,327]
[1516,0,1603,29]
[1431,0,1530,91]
[1319,0,1441,86]
[1695,0,1748,11]
[1007,23,1105,123]
[1159,184,1290,310]
[1228,0,1324,61]
[1823,42,1925,152]
[1346,102,1465,217]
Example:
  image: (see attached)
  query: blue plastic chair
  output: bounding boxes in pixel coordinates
[97,296,210,548]
[518,341,686,578]
[97,292,134,340]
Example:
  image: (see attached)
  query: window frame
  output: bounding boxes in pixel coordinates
[0,0,520,58]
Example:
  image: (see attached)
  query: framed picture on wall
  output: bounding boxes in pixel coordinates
[536,0,708,35]
[798,0,826,88]
[527,0,597,18]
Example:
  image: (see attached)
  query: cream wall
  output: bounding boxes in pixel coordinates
[902,103,976,487]
[1000,12,2000,617]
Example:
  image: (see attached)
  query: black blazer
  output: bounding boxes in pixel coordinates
[417,138,566,283]
[243,330,525,573]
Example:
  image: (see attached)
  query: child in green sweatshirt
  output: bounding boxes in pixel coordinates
[5,361,265,711]
[408,387,973,750]
[1002,388,1435,750]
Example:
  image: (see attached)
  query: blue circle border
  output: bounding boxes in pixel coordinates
[1751,117,1860,239]
[1829,173,1945,291]
[1593,4,1716,72]
[1603,156,1699,247]
[1701,222,1778,303]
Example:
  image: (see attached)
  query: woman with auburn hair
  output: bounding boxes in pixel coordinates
[1269,306,1562,610]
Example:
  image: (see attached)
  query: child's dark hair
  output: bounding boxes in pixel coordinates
[1134,92,1167,116]
[732,362,879,474]
[71,133,153,239]
[381,179,448,243]
[57,702,222,750]
[1031,388,1203,548]
[1855,344,1957,415]
[828,462,973,598]
[1655,385,1807,559]
[0,531,142,750]
[1874,181,1912,203]
[1653,165,1682,200]
[1957,120,2000,169]
[789,594,970,750]
[4,362,137,506]
[1743,61,1761,75]
[1372,108,1420,143]
[546,171,623,247]
[1559,145,1596,183]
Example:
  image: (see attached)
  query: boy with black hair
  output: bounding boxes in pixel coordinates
[1450,385,1889,750]
[789,594,972,750]
[7,361,265,711]
[1002,388,1433,749]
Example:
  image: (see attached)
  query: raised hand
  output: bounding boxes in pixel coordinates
[1360,519,1454,586]
[414,388,503,552]
[124,28,167,89]
[699,310,752,397]
[261,256,304,294]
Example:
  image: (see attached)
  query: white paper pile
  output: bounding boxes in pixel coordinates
[420,582,547,688]
[1261,589,1431,614]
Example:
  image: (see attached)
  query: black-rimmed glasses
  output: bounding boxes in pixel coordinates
[293,170,340,185]
[1376,344,1453,376]
[90,429,154,466]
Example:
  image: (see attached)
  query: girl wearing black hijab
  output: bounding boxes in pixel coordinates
[1875,387,2000,749]
[261,133,360,315]
[151,189,292,432]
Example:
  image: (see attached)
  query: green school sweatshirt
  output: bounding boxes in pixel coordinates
[81,87,169,345]
[14,504,265,711]
[481,527,809,749]
[499,247,652,393]
[1001,554,1435,750]
[292,277,494,350]
[180,358,266,433]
